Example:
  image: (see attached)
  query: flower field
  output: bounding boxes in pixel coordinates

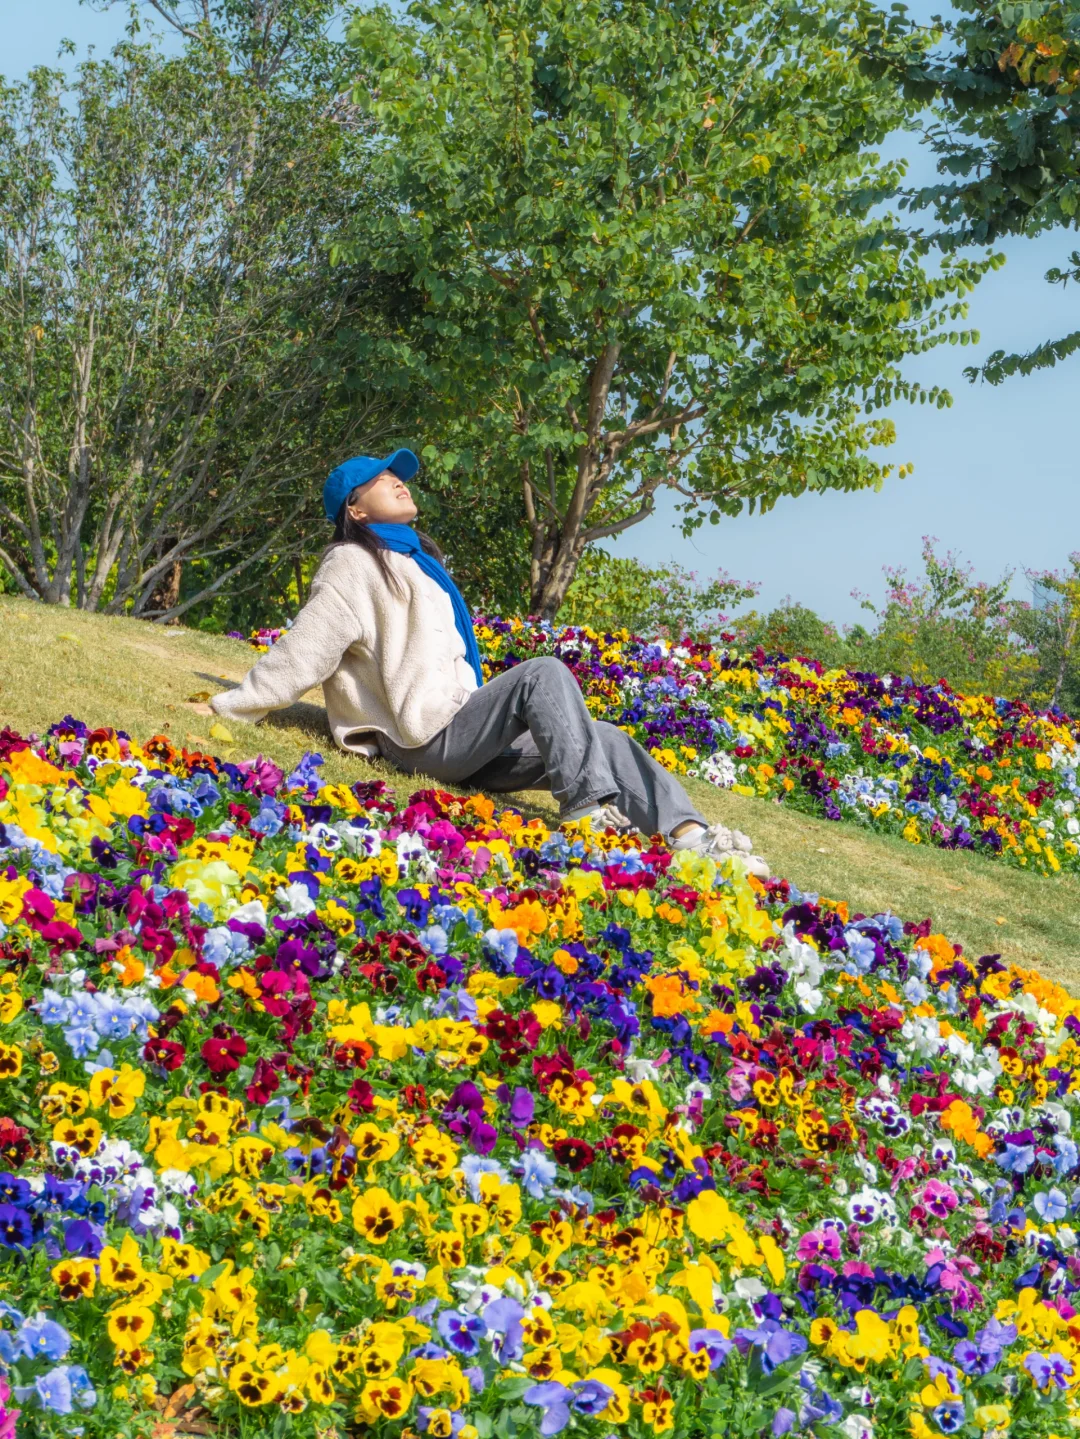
[232,618,1080,878]
[474,620,1080,879]
[0,719,1079,1437]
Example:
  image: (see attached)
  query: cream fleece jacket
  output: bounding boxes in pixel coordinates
[210,544,477,753]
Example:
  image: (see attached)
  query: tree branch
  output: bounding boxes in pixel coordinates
[0,543,41,600]
[580,491,659,544]
[142,0,203,40]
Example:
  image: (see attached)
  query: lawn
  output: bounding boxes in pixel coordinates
[3,594,1078,989]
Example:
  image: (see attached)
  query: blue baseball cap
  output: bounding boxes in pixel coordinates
[323,448,420,523]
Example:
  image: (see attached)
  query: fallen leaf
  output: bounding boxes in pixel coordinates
[209,722,233,744]
[186,734,208,745]
[995,917,1007,925]
[944,883,963,892]
[816,847,828,854]
[56,632,80,642]
[185,691,211,703]
[163,1384,198,1420]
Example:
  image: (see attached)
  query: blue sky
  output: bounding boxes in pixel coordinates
[6,1,146,72]
[9,1,1079,625]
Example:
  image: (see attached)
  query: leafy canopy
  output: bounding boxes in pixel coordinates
[0,27,407,620]
[878,0,1080,382]
[344,0,991,615]
[1013,556,1080,712]
[559,551,758,642]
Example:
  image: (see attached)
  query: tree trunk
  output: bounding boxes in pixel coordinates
[530,533,585,621]
[147,539,183,621]
[523,342,626,619]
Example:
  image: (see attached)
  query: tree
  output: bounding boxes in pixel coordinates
[342,0,991,619]
[91,0,345,89]
[0,33,407,619]
[847,537,1033,695]
[559,551,757,640]
[874,0,1080,382]
[733,601,851,667]
[1012,557,1080,711]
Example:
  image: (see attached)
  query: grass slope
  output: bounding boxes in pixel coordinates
[3,595,1078,990]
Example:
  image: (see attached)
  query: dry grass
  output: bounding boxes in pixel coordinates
[3,595,1078,990]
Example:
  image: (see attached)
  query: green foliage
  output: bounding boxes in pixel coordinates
[734,602,851,667]
[876,0,1080,381]
[342,0,990,617]
[727,541,1040,699]
[849,539,1035,696]
[422,476,533,615]
[558,551,758,640]
[94,0,350,86]
[0,17,410,621]
[1012,556,1080,713]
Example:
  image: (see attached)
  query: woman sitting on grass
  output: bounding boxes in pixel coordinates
[210,449,768,874]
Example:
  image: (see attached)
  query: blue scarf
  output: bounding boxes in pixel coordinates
[369,523,484,688]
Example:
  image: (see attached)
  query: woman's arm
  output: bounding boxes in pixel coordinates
[211,579,360,724]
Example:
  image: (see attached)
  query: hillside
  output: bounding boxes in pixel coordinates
[3,594,1078,988]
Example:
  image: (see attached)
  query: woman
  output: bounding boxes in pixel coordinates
[210,450,768,875]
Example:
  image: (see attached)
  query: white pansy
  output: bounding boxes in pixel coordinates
[274,881,316,917]
[900,1014,941,1059]
[1038,1102,1073,1134]
[852,1155,879,1185]
[841,1413,874,1439]
[224,896,267,927]
[624,1057,663,1083]
[336,820,384,855]
[733,1277,768,1301]
[794,980,823,1014]
[953,1063,1001,1097]
[846,1185,896,1226]
[781,923,825,985]
[945,1031,976,1066]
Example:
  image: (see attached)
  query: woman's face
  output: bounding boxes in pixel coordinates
[346,469,418,525]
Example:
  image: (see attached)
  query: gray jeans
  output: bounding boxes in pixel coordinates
[377,655,705,838]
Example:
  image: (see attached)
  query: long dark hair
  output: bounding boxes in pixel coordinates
[327,488,445,593]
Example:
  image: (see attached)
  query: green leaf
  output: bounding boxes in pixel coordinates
[198,1261,229,1290]
[498,1377,535,1401]
[313,1265,347,1305]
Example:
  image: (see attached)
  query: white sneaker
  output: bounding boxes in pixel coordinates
[563,802,634,835]
[674,821,770,879]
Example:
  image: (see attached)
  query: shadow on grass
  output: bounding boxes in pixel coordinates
[261,702,335,743]
[194,675,335,750]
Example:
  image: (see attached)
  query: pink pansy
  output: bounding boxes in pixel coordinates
[918,1179,959,1218]
[796,1228,842,1263]
[890,1157,918,1193]
[726,1058,757,1104]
